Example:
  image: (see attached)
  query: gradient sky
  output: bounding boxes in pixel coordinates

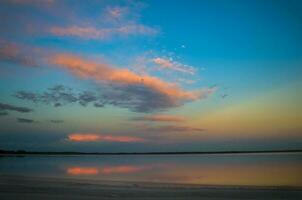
[0,0,301,152]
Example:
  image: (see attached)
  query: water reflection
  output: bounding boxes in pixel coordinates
[101,165,145,174]
[66,165,147,175]
[1,153,301,186]
[67,167,99,175]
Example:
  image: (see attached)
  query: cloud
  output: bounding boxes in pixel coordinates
[132,114,185,122]
[105,6,128,20]
[15,85,105,109]
[0,102,33,113]
[221,94,228,99]
[146,125,205,132]
[78,91,98,106]
[153,57,173,68]
[0,111,9,116]
[49,4,158,40]
[15,85,78,107]
[50,24,158,40]
[6,0,54,5]
[0,41,36,67]
[152,57,196,75]
[47,54,214,112]
[68,133,146,143]
[50,120,64,123]
[17,118,35,123]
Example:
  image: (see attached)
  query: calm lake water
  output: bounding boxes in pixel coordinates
[0,153,301,187]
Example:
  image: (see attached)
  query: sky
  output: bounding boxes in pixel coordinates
[0,0,301,152]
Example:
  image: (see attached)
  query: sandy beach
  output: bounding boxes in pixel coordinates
[0,174,301,200]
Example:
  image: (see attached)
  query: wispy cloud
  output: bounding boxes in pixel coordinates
[132,114,185,122]
[152,57,196,75]
[50,24,158,40]
[0,111,9,116]
[50,4,158,40]
[0,41,36,67]
[68,133,146,143]
[7,0,54,5]
[46,54,214,112]
[17,118,35,123]
[146,125,205,133]
[50,120,64,123]
[105,6,128,20]
[15,85,78,107]
[0,102,33,113]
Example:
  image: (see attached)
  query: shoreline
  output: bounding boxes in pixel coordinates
[1,149,302,157]
[0,174,301,200]
[1,174,302,190]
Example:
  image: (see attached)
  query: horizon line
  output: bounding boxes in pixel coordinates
[1,149,302,155]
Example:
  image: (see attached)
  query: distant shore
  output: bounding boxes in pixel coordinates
[1,149,302,156]
[0,174,301,200]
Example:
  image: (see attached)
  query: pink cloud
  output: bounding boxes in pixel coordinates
[50,24,157,40]
[68,133,146,143]
[0,42,18,60]
[50,54,208,103]
[153,57,173,68]
[0,40,36,67]
[49,3,158,40]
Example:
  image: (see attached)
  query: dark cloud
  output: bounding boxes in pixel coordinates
[50,120,64,123]
[13,84,173,112]
[221,94,228,99]
[15,85,77,107]
[0,111,9,116]
[131,114,185,122]
[96,84,177,112]
[14,84,214,113]
[78,91,98,106]
[93,102,105,108]
[0,102,33,113]
[17,118,35,123]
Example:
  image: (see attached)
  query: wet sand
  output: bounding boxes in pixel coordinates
[0,174,301,200]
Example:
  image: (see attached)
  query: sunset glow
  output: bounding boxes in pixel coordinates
[68,133,145,143]
[0,0,301,152]
[0,1,302,198]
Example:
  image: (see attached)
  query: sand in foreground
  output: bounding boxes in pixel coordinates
[0,175,301,200]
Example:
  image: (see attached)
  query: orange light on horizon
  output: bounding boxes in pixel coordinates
[68,133,100,142]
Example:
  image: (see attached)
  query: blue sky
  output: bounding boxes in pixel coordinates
[0,0,301,152]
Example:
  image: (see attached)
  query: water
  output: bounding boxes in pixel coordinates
[1,153,301,187]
